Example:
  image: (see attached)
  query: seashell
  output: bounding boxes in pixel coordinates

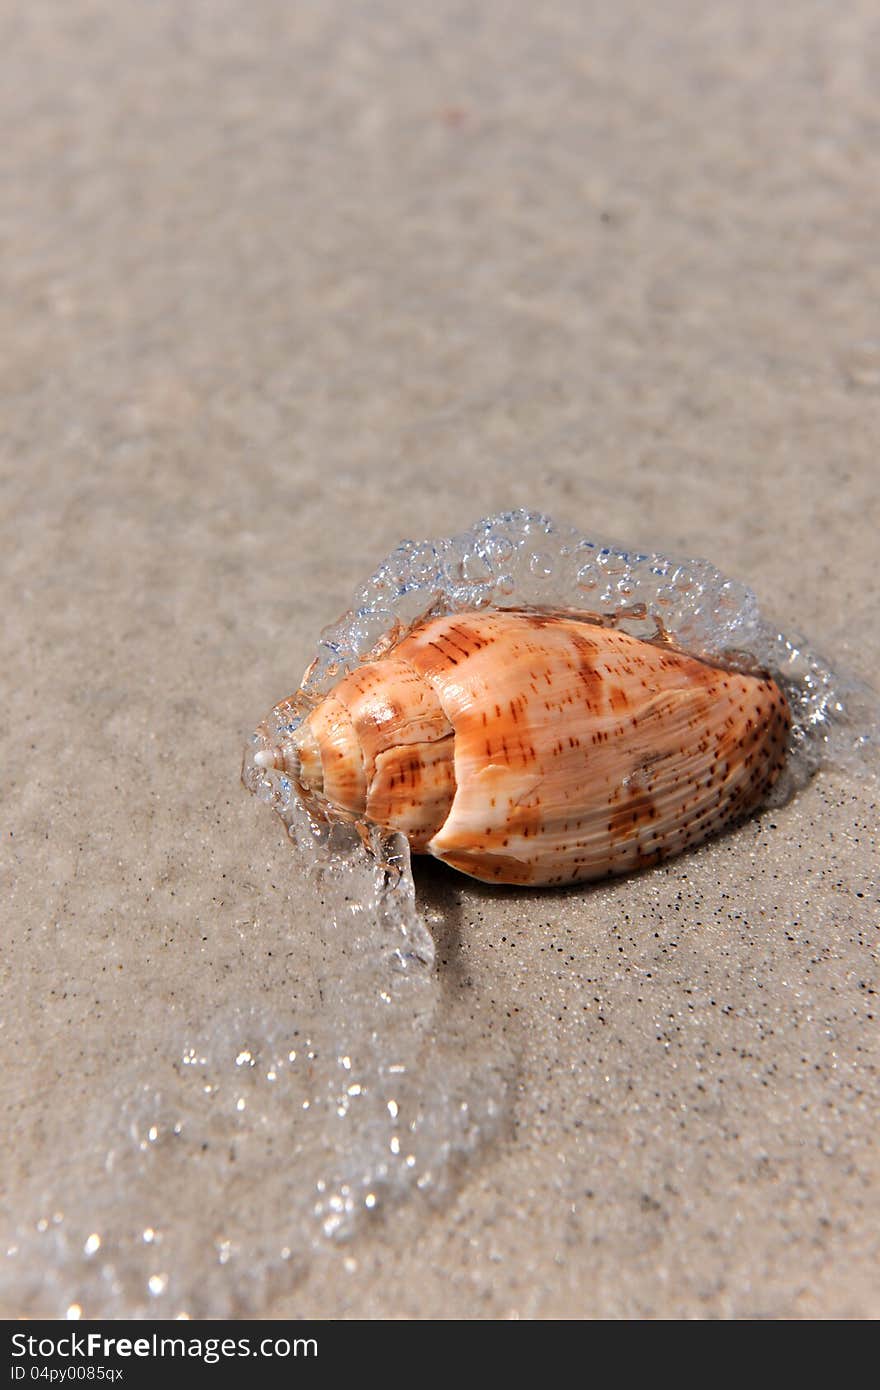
[253,607,791,887]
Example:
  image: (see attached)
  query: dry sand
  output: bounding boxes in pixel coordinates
[2,1,878,1317]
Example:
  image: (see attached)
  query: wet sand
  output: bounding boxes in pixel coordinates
[3,1,879,1318]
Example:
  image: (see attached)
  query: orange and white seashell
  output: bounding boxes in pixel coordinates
[254,608,791,886]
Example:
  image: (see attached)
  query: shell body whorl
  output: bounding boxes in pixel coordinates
[267,609,791,886]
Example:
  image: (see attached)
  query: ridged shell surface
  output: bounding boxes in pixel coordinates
[265,609,791,886]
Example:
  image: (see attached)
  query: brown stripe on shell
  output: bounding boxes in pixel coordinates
[332,656,453,780]
[290,655,453,822]
[304,692,367,811]
[366,735,456,849]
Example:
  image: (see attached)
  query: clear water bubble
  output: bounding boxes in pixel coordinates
[529,550,554,578]
[576,564,597,591]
